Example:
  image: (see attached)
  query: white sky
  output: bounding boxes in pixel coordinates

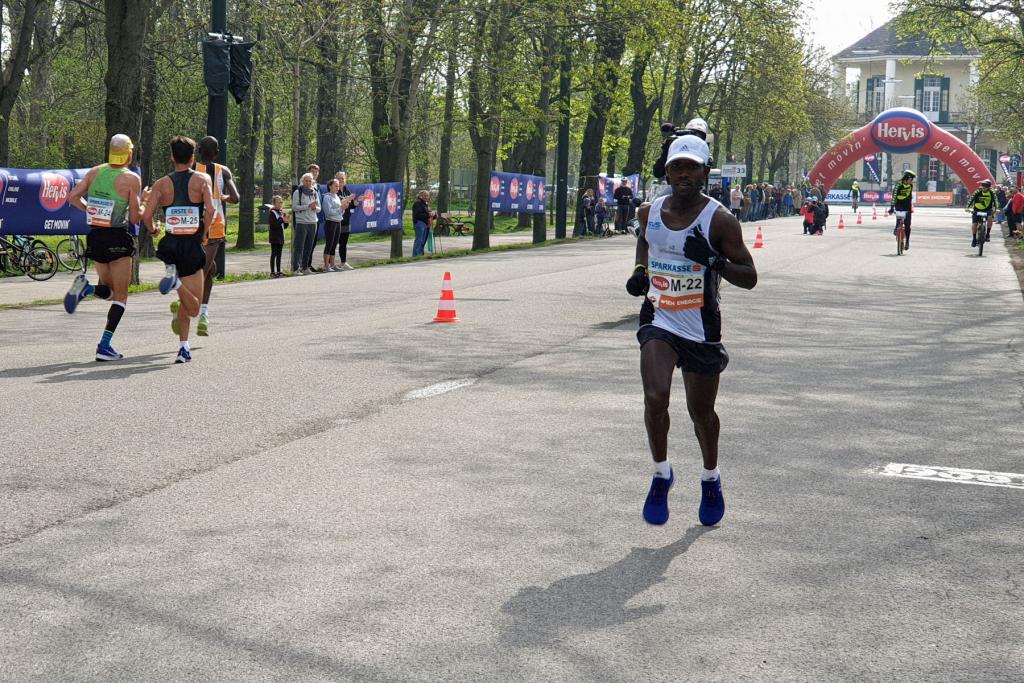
[809,0,898,58]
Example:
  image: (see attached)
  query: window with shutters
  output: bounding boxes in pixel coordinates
[922,76,941,121]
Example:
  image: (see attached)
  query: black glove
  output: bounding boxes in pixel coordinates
[887,207,894,215]
[626,265,649,296]
[683,226,715,266]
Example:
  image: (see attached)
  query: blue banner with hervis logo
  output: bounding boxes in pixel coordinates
[0,167,91,235]
[341,181,405,233]
[488,171,546,214]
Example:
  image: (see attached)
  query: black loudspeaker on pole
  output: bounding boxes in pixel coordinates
[207,0,228,163]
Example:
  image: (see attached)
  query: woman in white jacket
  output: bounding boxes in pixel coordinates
[291,173,321,275]
[321,178,344,271]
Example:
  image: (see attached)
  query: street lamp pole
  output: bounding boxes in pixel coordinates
[207,0,228,164]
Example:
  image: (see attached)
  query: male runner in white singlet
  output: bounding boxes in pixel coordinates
[625,134,757,526]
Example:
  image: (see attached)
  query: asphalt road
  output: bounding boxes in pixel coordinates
[1,207,1021,681]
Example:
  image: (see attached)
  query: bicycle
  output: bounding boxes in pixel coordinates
[0,234,59,280]
[893,210,907,256]
[971,210,990,256]
[434,213,475,236]
[55,233,88,271]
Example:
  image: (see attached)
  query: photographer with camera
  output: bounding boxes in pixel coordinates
[614,178,635,232]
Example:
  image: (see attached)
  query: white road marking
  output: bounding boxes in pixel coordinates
[402,378,477,401]
[876,463,1024,490]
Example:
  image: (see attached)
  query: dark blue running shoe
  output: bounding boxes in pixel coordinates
[174,348,192,364]
[64,274,92,314]
[699,477,725,526]
[642,471,674,525]
[95,344,124,362]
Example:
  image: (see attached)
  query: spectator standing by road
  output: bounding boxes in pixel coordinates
[291,173,320,275]
[412,190,433,256]
[996,185,1009,224]
[580,188,596,237]
[729,184,743,219]
[321,178,343,272]
[268,195,288,278]
[336,172,360,270]
[614,179,634,231]
[304,164,325,272]
[1012,187,1024,238]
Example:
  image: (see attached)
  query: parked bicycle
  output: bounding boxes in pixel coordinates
[55,233,88,271]
[0,234,59,280]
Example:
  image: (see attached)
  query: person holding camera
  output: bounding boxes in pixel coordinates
[412,190,434,256]
[614,178,634,232]
[628,130,757,528]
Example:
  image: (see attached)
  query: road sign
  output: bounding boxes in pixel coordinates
[721,163,746,178]
[1013,153,1022,172]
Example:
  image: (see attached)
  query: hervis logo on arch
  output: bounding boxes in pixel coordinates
[870,108,931,153]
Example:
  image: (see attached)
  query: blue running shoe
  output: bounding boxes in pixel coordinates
[642,470,674,525]
[174,348,191,364]
[95,344,124,362]
[699,477,725,526]
[64,274,92,314]
[159,264,178,295]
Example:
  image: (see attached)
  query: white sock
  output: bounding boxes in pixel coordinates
[172,278,182,291]
[654,460,672,479]
[702,467,720,481]
[200,304,209,316]
[179,340,190,352]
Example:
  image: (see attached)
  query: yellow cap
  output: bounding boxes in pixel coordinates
[108,134,134,166]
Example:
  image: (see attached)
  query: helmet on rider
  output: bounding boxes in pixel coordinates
[902,170,916,180]
[981,179,992,187]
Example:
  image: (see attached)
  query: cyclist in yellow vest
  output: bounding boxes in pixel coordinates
[193,136,239,336]
[64,134,152,361]
[966,178,999,248]
[887,170,915,251]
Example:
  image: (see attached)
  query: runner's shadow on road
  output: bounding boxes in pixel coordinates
[498,525,714,649]
[0,353,173,383]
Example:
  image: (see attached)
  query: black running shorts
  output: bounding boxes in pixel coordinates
[637,324,730,376]
[86,228,135,264]
[156,234,206,277]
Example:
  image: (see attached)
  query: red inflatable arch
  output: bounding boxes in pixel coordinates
[808,107,994,194]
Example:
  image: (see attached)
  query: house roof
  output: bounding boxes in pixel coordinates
[834,19,979,60]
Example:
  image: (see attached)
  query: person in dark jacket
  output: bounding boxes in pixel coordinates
[814,199,829,234]
[268,195,288,277]
[412,190,433,256]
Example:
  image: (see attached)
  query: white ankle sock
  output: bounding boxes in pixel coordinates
[654,461,672,479]
[179,341,190,352]
[702,467,720,481]
[200,304,208,316]
[172,278,182,291]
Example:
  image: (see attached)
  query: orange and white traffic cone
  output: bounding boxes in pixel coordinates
[432,271,460,323]
[856,211,863,225]
[837,214,845,229]
[753,226,764,248]
[872,205,878,221]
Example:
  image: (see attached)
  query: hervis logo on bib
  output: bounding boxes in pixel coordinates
[870,108,930,153]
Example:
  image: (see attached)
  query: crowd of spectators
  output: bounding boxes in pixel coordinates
[710,182,808,222]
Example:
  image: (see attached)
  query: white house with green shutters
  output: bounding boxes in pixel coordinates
[833,19,1010,192]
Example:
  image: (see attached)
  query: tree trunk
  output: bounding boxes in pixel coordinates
[315,33,342,175]
[236,88,255,249]
[137,47,157,263]
[0,0,42,165]
[623,55,658,176]
[104,0,149,144]
[437,48,457,215]
[744,142,754,185]
[576,18,626,227]
[292,57,301,182]
[263,98,274,205]
[297,73,310,175]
